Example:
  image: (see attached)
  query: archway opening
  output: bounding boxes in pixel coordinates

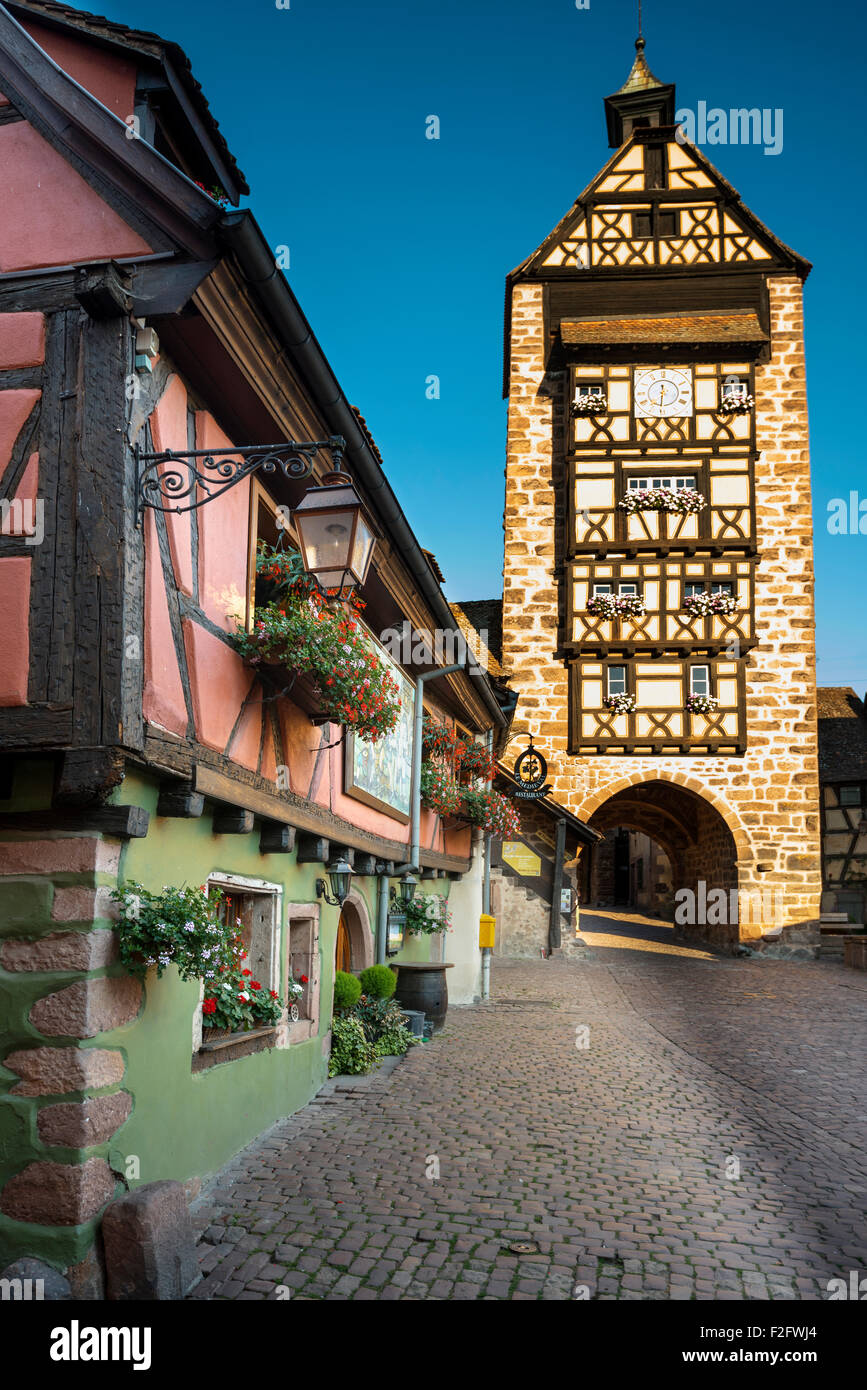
[580,780,741,948]
[334,893,374,973]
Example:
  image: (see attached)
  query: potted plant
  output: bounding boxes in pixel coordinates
[422,714,457,760]
[459,787,521,838]
[420,760,463,817]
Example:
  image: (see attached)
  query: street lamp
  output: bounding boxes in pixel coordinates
[293,470,376,597]
[316,856,354,907]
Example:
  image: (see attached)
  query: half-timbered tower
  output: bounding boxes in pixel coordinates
[501,39,821,951]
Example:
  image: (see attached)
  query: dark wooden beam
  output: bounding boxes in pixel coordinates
[0,806,149,837]
[74,262,132,319]
[156,782,204,818]
[296,834,331,865]
[258,822,295,855]
[54,748,126,808]
[212,807,255,835]
[353,854,378,876]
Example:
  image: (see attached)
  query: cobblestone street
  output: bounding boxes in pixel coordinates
[189,912,867,1301]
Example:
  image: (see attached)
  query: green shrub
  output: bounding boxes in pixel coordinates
[358,964,397,1000]
[328,1014,378,1076]
[354,996,404,1041]
[332,970,362,1013]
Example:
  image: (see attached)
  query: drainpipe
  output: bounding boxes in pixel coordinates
[375,869,390,965]
[481,728,493,1000]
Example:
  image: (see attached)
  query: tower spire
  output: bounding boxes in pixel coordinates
[603,32,675,147]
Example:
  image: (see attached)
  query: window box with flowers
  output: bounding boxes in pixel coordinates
[685,693,720,714]
[618,486,706,516]
[110,880,287,1064]
[682,591,739,618]
[603,693,636,714]
[233,544,401,743]
[586,593,646,620]
[718,391,754,415]
[572,390,608,417]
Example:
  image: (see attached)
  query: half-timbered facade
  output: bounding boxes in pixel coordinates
[817,688,867,925]
[500,39,822,951]
[0,2,510,1290]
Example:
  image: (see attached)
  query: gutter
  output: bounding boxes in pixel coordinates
[219,210,508,733]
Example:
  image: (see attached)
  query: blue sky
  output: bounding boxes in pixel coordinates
[92,0,867,693]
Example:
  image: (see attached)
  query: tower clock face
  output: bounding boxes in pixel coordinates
[633,367,693,419]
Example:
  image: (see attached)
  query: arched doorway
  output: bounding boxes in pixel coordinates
[580,780,743,949]
[333,892,374,973]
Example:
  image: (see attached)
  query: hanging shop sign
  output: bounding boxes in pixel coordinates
[511,738,552,800]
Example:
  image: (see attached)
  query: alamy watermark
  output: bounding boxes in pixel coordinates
[674,880,785,927]
[379,620,488,669]
[0,496,43,545]
[675,103,783,157]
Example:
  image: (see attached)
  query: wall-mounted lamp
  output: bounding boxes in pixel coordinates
[293,470,376,598]
[397,872,418,906]
[316,856,354,907]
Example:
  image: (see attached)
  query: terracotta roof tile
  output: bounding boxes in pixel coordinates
[817,687,867,783]
[561,310,767,346]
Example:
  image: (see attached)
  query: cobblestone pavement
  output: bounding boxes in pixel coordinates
[189,911,867,1301]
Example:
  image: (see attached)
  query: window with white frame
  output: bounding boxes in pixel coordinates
[689,665,710,697]
[607,665,627,696]
[618,582,639,596]
[593,582,639,597]
[711,581,734,596]
[207,874,282,1002]
[684,581,704,600]
[628,475,695,491]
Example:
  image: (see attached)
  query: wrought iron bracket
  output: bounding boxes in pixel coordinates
[134,435,346,524]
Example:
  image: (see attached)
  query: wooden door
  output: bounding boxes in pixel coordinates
[336,912,352,973]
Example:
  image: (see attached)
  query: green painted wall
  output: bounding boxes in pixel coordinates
[0,757,451,1270]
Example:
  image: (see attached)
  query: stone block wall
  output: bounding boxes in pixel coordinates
[501,276,822,950]
[0,833,135,1291]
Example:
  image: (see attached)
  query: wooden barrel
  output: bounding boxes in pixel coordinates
[390,963,453,1031]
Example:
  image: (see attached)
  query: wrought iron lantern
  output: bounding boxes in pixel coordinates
[293,470,376,597]
[398,872,418,906]
[316,856,354,907]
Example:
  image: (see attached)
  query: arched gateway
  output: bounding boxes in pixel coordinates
[497,40,822,954]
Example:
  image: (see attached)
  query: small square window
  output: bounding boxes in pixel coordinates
[592,583,613,596]
[658,210,678,238]
[575,383,599,399]
[632,212,652,239]
[839,786,862,806]
[618,582,639,597]
[607,666,627,696]
[690,666,710,697]
[711,581,734,596]
[684,582,705,599]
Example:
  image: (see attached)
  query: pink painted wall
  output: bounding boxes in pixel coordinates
[0,557,30,706]
[0,313,45,369]
[140,375,460,853]
[0,122,151,272]
[21,19,138,120]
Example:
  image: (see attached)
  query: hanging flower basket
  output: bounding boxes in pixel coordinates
[233,545,401,743]
[619,486,706,516]
[459,788,522,838]
[718,392,754,415]
[603,693,635,714]
[420,761,463,817]
[685,693,720,714]
[422,714,457,760]
[454,738,497,781]
[682,592,739,618]
[573,391,608,417]
[587,593,646,620]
